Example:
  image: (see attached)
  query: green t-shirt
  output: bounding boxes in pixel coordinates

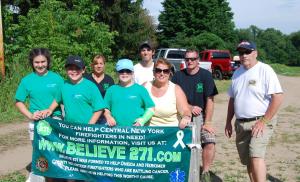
[104,83,155,126]
[15,71,64,116]
[57,78,107,124]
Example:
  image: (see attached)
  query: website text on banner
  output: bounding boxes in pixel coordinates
[32,118,192,181]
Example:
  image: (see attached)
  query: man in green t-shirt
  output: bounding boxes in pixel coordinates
[104,59,155,126]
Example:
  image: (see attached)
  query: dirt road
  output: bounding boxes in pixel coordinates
[0,75,299,181]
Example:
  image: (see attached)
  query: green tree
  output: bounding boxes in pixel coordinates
[171,32,227,50]
[236,25,263,43]
[97,0,157,59]
[4,0,116,74]
[257,28,299,65]
[289,31,300,51]
[158,0,237,49]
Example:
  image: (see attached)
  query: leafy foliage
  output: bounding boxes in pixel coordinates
[289,31,300,51]
[4,0,116,74]
[236,27,300,66]
[97,0,157,59]
[158,0,237,49]
[0,0,116,122]
[185,33,227,50]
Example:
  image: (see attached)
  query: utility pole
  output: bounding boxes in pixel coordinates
[0,1,5,79]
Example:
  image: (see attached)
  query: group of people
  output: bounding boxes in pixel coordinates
[15,40,283,182]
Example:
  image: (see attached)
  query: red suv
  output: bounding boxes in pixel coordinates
[199,50,234,79]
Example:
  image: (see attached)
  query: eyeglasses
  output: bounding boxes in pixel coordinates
[154,68,171,74]
[118,69,132,74]
[238,50,253,56]
[184,57,198,62]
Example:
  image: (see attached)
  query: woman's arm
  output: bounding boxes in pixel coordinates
[175,85,192,129]
[15,101,39,120]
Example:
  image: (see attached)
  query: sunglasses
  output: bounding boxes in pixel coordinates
[118,69,132,74]
[238,50,253,56]
[184,57,198,62]
[154,68,171,74]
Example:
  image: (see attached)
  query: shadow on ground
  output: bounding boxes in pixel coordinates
[267,174,283,182]
[210,171,222,182]
[199,167,222,181]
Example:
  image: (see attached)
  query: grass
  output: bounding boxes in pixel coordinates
[0,61,29,124]
[270,63,300,77]
[215,79,231,93]
[0,171,26,182]
[213,63,300,94]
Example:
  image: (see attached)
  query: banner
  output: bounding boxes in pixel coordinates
[32,118,192,181]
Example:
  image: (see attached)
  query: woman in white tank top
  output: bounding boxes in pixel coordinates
[143,58,191,128]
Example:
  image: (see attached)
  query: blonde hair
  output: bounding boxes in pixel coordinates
[154,58,172,70]
[91,54,106,66]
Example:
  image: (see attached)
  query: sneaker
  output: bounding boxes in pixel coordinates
[201,171,211,182]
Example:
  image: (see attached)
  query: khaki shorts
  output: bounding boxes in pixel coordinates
[235,117,277,165]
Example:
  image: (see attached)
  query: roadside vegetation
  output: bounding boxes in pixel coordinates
[270,64,300,77]
[0,171,26,182]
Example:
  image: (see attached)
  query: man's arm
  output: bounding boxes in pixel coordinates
[262,93,284,121]
[225,97,235,138]
[202,96,215,134]
[252,93,283,137]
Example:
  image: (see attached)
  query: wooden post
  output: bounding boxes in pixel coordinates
[0,2,5,79]
[188,115,202,182]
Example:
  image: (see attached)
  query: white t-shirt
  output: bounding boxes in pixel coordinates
[134,62,154,85]
[228,62,283,119]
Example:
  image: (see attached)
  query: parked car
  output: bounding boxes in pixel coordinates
[154,48,212,73]
[199,50,234,79]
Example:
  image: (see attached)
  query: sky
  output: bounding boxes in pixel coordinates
[142,0,300,35]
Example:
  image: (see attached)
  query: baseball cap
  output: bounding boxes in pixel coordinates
[116,59,134,72]
[65,55,85,69]
[139,40,153,51]
[236,41,256,51]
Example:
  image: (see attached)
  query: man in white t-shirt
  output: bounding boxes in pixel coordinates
[225,41,283,182]
[134,40,155,84]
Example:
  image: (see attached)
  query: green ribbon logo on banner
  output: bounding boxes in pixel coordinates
[37,120,52,136]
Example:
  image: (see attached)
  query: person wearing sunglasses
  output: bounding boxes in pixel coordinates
[104,59,155,127]
[172,49,218,182]
[143,58,191,128]
[225,41,283,182]
[134,40,155,85]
